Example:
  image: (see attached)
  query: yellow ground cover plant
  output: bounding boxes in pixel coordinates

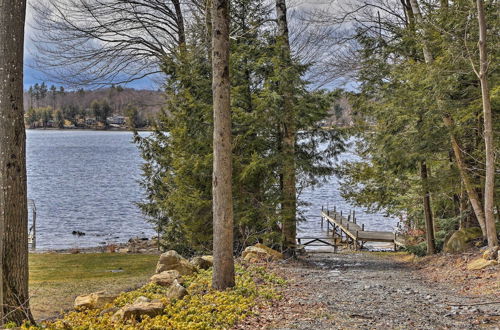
[23,264,285,330]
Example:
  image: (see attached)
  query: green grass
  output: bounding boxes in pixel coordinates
[29,253,158,320]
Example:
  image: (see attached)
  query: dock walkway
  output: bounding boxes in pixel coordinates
[297,207,404,251]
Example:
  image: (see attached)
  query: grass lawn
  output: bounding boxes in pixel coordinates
[29,253,158,320]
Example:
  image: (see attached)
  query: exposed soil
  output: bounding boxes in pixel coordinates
[238,251,500,329]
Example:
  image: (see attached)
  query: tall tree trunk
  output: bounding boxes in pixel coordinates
[443,115,487,236]
[205,0,213,65]
[476,0,498,248]
[409,0,487,237]
[172,0,185,48]
[275,0,297,256]
[0,0,34,324]
[420,161,436,254]
[211,0,235,290]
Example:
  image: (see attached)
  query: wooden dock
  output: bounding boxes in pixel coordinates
[320,207,404,251]
[297,206,404,252]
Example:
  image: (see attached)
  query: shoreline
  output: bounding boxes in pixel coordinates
[31,236,161,254]
[26,127,153,132]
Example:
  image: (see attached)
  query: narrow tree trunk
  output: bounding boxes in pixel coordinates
[211,0,235,290]
[0,0,34,324]
[444,115,487,236]
[172,0,185,48]
[275,0,297,257]
[476,0,498,248]
[205,0,213,65]
[420,161,436,254]
[409,0,487,237]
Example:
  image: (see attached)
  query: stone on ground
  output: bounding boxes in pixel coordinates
[150,270,183,286]
[166,280,188,300]
[443,227,483,253]
[74,291,118,310]
[156,250,196,275]
[242,244,283,262]
[466,258,498,270]
[190,256,213,270]
[111,300,165,321]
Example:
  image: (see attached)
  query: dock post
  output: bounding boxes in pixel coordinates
[334,205,336,213]
[394,233,397,251]
[362,223,365,231]
[347,214,351,222]
[356,230,359,250]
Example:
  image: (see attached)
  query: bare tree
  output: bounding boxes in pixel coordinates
[474,0,498,248]
[211,0,234,290]
[0,0,35,324]
[30,0,189,87]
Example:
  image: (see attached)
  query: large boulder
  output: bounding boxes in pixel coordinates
[150,270,183,286]
[74,291,118,310]
[467,258,498,271]
[155,250,196,275]
[443,227,483,253]
[242,244,283,262]
[190,256,213,270]
[166,280,188,300]
[111,300,165,322]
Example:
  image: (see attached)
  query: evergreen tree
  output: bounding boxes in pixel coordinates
[136,0,343,255]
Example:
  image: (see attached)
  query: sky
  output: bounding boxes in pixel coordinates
[23,1,158,91]
[23,0,351,91]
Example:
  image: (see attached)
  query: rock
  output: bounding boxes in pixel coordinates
[254,243,284,260]
[118,248,130,253]
[166,280,188,300]
[443,227,483,253]
[482,246,499,260]
[150,270,182,286]
[242,244,283,262]
[155,250,196,275]
[190,256,213,270]
[111,300,165,322]
[466,258,498,270]
[133,296,151,304]
[74,291,118,310]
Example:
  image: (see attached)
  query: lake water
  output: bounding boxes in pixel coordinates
[27,130,397,250]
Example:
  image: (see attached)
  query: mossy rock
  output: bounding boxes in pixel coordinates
[443,227,483,253]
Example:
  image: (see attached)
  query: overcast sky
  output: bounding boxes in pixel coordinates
[23,0,347,91]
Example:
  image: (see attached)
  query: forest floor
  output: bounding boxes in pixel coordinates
[238,251,500,329]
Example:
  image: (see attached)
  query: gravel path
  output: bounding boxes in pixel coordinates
[244,252,500,329]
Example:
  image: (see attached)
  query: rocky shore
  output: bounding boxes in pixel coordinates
[37,237,161,254]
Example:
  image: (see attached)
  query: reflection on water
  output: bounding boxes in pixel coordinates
[27,130,396,250]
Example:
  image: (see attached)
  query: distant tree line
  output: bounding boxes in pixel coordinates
[24,84,163,129]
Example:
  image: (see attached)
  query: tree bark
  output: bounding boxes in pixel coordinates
[275,0,297,257]
[475,0,498,248]
[211,0,235,290]
[0,0,34,324]
[420,161,436,254]
[409,0,487,238]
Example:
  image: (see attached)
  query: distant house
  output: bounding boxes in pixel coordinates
[106,115,126,126]
[85,117,97,126]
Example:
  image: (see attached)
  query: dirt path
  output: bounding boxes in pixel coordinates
[239,252,500,329]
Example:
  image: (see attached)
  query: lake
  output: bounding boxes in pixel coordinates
[26,130,396,250]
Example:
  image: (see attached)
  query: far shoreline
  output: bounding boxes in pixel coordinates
[26,127,153,132]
